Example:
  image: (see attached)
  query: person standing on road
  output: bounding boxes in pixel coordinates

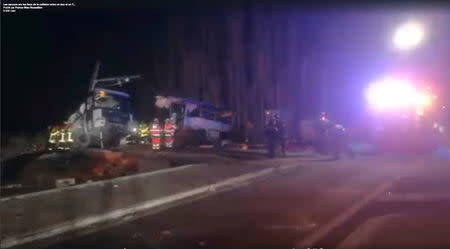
[275,115,286,157]
[138,122,150,145]
[163,118,176,148]
[328,123,342,160]
[314,112,330,155]
[330,123,354,160]
[48,125,60,151]
[265,117,278,158]
[150,118,162,150]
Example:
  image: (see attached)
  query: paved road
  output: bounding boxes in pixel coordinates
[40,156,439,249]
[327,159,450,249]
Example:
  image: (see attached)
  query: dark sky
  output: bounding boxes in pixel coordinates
[2,5,170,136]
[2,2,449,136]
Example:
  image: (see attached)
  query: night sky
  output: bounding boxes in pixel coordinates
[2,3,171,136]
[2,2,449,138]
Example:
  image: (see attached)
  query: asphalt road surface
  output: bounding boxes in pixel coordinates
[37,155,450,249]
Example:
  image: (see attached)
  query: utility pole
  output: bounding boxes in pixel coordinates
[275,79,280,109]
[89,61,101,93]
[320,65,327,114]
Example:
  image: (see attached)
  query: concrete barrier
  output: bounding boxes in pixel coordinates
[1,161,279,248]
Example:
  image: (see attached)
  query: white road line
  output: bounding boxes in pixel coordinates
[1,163,207,202]
[295,181,393,249]
[295,160,427,249]
[1,166,279,249]
[376,192,450,202]
[336,214,403,249]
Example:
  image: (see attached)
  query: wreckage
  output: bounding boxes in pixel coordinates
[48,62,139,150]
[155,95,234,148]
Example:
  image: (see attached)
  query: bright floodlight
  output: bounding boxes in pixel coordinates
[366,77,417,111]
[366,77,434,112]
[393,22,424,50]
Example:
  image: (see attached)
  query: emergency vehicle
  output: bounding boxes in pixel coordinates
[359,77,441,153]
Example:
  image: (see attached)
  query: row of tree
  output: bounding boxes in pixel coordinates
[140,4,331,141]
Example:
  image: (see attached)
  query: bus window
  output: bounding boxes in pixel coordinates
[187,108,200,117]
[201,109,215,120]
[171,103,184,117]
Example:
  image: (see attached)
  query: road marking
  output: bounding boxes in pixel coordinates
[336,214,403,249]
[295,181,393,249]
[0,166,278,248]
[0,155,344,248]
[295,160,427,249]
[376,192,450,202]
[0,163,207,202]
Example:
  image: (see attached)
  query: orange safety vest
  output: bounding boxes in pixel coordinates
[164,120,175,136]
[150,122,161,137]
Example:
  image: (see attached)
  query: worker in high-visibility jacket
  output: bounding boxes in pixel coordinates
[137,122,150,144]
[48,125,61,151]
[48,126,59,144]
[64,124,74,150]
[163,118,176,148]
[58,125,68,150]
[150,118,162,150]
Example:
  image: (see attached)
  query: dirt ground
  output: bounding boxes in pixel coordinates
[0,146,249,197]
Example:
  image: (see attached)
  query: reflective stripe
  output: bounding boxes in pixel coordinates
[49,132,58,143]
[59,133,66,143]
[151,128,161,136]
[67,132,73,142]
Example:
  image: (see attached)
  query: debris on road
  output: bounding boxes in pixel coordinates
[132,232,142,239]
[0,184,23,189]
[55,178,76,188]
[37,153,60,160]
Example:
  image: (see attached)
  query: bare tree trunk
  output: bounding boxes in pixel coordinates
[226,6,247,140]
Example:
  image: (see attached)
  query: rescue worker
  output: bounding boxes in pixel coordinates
[275,115,286,157]
[65,124,74,150]
[138,122,150,144]
[265,117,278,158]
[58,125,67,150]
[329,123,353,160]
[48,125,61,151]
[314,112,331,155]
[163,118,176,148]
[150,118,162,150]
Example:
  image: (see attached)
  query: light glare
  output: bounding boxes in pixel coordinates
[393,22,424,50]
[366,77,433,112]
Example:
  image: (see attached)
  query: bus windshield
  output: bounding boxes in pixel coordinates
[95,93,130,113]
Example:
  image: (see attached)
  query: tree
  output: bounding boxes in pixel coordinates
[145,4,325,142]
